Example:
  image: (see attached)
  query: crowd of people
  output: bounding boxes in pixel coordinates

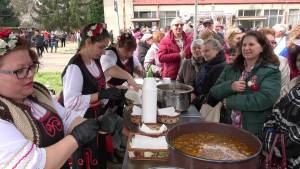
[0,15,299,169]
[18,28,70,57]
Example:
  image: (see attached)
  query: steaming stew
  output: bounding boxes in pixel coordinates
[171,132,255,160]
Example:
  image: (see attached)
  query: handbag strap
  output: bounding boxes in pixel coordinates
[280,134,287,168]
[266,133,287,169]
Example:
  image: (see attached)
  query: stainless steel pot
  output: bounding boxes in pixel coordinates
[157,82,193,111]
[166,122,262,169]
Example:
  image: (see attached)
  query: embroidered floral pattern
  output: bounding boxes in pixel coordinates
[0,29,18,56]
[41,112,63,137]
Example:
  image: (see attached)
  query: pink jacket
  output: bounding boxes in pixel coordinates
[158,31,192,80]
[144,43,162,75]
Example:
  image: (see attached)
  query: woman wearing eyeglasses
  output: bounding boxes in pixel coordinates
[61,23,123,169]
[0,29,115,169]
[158,17,192,80]
[100,32,142,91]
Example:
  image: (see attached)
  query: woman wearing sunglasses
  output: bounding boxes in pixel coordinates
[0,29,114,169]
[158,17,192,80]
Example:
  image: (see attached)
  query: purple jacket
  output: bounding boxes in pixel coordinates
[158,31,192,80]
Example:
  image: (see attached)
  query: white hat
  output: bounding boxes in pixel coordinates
[170,17,185,26]
[141,33,152,42]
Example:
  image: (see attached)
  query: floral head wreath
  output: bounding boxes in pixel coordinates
[86,23,106,38]
[117,32,133,41]
[0,29,18,56]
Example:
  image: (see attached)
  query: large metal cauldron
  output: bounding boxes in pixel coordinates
[157,82,193,112]
[166,122,262,169]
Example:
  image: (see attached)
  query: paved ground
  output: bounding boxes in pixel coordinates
[38,42,123,169]
[38,42,76,72]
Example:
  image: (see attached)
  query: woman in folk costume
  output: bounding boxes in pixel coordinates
[99,32,145,163]
[0,29,114,169]
[101,32,142,91]
[100,32,144,120]
[61,23,123,169]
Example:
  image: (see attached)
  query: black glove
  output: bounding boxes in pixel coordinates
[99,88,121,100]
[98,106,123,133]
[71,119,100,147]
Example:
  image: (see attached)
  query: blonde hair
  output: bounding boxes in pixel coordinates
[225,27,242,42]
[288,24,300,48]
[258,28,275,37]
[152,31,165,44]
[200,29,214,40]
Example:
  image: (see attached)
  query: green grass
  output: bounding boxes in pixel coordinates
[34,72,62,95]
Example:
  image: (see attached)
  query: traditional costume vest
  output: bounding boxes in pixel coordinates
[0,82,69,169]
[61,54,108,169]
[106,47,134,86]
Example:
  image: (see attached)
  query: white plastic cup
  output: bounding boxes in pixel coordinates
[162,77,171,84]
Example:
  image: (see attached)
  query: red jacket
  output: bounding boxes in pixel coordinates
[158,31,192,80]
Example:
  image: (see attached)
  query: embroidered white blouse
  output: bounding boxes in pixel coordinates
[0,97,76,169]
[62,59,107,119]
[100,49,142,81]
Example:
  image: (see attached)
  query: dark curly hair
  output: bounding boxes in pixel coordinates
[233,31,280,71]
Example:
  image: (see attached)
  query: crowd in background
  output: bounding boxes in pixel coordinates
[112,17,300,168]
[1,16,299,169]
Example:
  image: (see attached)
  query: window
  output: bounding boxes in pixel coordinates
[133,11,156,18]
[238,10,260,16]
[159,11,179,28]
[288,9,300,27]
[238,9,262,29]
[244,10,256,16]
[238,10,243,16]
[256,10,261,16]
[263,9,284,27]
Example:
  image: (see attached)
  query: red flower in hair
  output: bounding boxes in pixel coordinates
[118,33,131,41]
[0,29,12,39]
[0,29,18,55]
[87,23,104,37]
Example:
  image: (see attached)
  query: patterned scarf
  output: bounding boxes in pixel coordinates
[191,57,203,73]
[231,70,251,128]
[263,84,300,168]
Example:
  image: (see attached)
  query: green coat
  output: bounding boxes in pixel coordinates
[210,63,281,136]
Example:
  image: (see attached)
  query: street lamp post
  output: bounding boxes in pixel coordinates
[194,0,198,40]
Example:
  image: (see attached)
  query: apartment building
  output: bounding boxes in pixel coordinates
[104,0,300,34]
